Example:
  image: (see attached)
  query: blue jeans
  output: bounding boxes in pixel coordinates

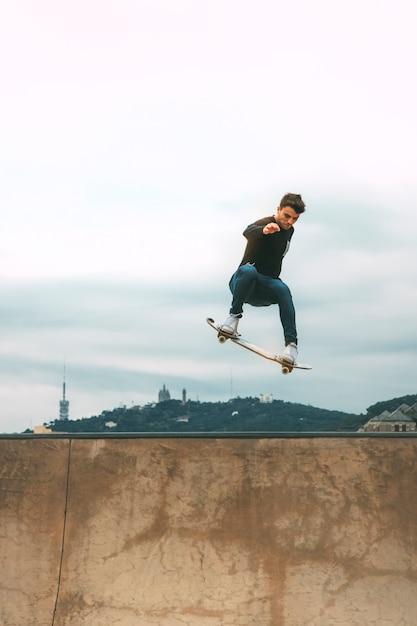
[229,264,297,345]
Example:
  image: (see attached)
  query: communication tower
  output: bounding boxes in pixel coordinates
[59,367,69,420]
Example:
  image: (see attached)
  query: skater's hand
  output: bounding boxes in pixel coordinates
[263,222,280,235]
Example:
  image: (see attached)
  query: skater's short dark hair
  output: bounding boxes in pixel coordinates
[279,193,306,214]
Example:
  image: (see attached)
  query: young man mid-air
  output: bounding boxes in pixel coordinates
[220,192,306,365]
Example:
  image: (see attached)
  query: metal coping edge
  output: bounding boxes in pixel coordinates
[1,431,417,440]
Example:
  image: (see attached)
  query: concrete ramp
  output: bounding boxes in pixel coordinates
[1,435,417,625]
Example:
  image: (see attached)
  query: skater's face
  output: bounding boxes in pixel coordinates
[275,206,300,230]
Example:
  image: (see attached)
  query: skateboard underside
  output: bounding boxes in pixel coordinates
[206,317,312,375]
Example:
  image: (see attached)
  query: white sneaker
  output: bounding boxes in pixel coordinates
[281,342,298,364]
[220,314,241,336]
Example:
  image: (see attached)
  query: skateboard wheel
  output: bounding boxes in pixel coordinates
[281,366,292,375]
[218,334,228,344]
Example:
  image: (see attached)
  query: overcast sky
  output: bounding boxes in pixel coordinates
[1,0,416,433]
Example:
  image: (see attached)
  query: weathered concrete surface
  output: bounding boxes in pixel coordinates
[1,436,417,626]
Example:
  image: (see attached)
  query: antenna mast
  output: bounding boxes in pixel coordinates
[59,364,69,420]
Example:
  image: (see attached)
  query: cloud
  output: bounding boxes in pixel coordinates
[1,1,417,432]
[1,228,416,434]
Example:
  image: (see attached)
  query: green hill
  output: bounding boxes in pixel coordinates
[44,397,368,433]
[366,394,417,417]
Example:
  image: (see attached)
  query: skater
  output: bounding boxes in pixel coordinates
[220,192,306,365]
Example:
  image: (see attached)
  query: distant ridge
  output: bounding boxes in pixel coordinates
[33,397,368,434]
[25,394,417,436]
[366,394,417,418]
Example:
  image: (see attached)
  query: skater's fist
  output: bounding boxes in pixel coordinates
[263,222,280,235]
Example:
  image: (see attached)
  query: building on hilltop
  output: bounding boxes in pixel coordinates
[157,385,187,403]
[359,402,417,432]
[158,384,171,403]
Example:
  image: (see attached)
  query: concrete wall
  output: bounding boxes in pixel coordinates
[1,435,417,625]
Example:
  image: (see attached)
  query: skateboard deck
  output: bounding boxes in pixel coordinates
[206,317,312,375]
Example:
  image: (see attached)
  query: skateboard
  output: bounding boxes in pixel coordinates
[206,317,312,375]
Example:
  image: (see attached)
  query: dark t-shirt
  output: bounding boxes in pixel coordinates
[238,215,294,278]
